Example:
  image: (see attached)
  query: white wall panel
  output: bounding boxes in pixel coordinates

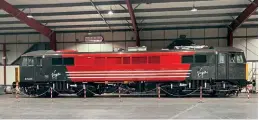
[247,28,258,36]
[76,44,89,52]
[29,34,40,43]
[140,31,151,39]
[0,27,255,66]
[126,42,136,48]
[56,33,63,42]
[219,39,227,47]
[0,35,5,43]
[141,41,152,50]
[233,38,247,57]
[64,43,76,50]
[64,33,75,42]
[57,43,64,50]
[6,66,18,85]
[193,40,205,45]
[0,66,19,85]
[89,44,101,52]
[6,35,16,43]
[191,29,204,38]
[17,34,28,43]
[151,41,164,50]
[6,45,16,64]
[101,43,113,52]
[178,29,191,38]
[0,66,3,85]
[246,38,258,60]
[126,31,135,41]
[113,32,125,41]
[205,28,218,37]
[205,39,219,47]
[102,32,113,41]
[152,30,164,39]
[165,30,177,39]
[17,44,29,58]
[40,35,49,42]
[233,28,246,36]
[0,44,2,64]
[113,42,126,49]
[218,28,227,37]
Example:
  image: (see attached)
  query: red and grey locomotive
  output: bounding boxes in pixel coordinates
[15,43,248,97]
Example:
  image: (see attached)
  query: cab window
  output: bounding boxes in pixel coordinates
[229,53,245,63]
[52,57,74,66]
[52,58,63,65]
[182,55,193,63]
[195,55,207,63]
[21,57,34,66]
[36,57,42,66]
[218,53,226,64]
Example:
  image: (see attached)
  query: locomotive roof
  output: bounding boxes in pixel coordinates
[22,47,244,57]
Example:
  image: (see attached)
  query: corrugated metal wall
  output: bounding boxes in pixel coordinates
[0,27,257,64]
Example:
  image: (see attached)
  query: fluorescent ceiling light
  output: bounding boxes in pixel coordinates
[108,10,113,15]
[191,7,197,12]
[27,14,33,18]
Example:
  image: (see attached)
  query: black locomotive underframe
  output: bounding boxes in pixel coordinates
[15,79,243,97]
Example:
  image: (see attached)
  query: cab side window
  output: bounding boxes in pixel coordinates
[182,55,193,63]
[21,57,28,66]
[21,57,34,66]
[63,58,74,65]
[218,53,225,64]
[229,53,244,63]
[195,55,207,63]
[229,53,236,63]
[52,58,62,65]
[36,57,42,66]
[52,57,74,66]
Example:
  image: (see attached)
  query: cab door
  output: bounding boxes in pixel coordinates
[34,57,45,81]
[217,53,228,80]
[20,57,35,82]
[228,52,246,80]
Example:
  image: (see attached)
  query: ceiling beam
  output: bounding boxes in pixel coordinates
[0,12,256,25]
[227,0,258,46]
[89,0,112,32]
[0,0,56,50]
[229,0,258,31]
[125,0,140,46]
[0,24,257,35]
[0,18,256,31]
[0,4,248,18]
[14,0,215,9]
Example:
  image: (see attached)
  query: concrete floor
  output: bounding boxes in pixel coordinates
[0,94,257,119]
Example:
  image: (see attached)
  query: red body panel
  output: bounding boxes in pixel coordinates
[62,51,195,82]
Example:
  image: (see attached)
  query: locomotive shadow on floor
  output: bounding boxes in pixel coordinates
[13,93,254,99]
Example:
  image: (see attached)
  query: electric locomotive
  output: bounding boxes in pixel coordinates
[14,43,249,97]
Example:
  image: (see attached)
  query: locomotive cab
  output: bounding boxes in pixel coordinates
[216,50,247,88]
[20,56,45,83]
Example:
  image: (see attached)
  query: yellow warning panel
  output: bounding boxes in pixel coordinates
[15,67,20,82]
[246,63,248,81]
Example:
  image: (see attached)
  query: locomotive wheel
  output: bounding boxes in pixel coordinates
[216,91,227,97]
[77,91,94,97]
